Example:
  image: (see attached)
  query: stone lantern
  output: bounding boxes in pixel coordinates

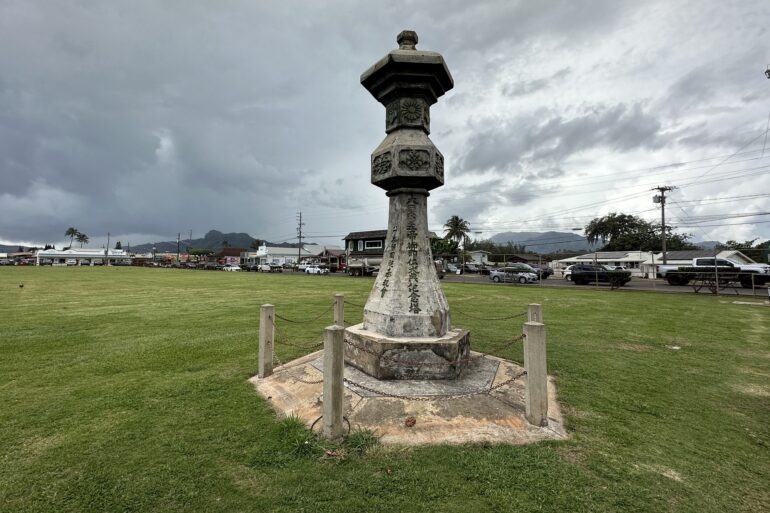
[344,31,470,380]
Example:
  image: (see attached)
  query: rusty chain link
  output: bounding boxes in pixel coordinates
[283,370,324,385]
[274,302,335,324]
[342,369,527,401]
[273,323,324,351]
[451,308,528,321]
[343,333,525,368]
[343,299,367,308]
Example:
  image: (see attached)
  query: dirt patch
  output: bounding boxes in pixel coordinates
[733,384,770,397]
[737,367,770,378]
[636,463,683,482]
[619,343,653,352]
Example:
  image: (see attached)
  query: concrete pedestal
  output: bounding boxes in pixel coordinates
[345,323,470,380]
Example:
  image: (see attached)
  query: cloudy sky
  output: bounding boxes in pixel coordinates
[2,0,769,250]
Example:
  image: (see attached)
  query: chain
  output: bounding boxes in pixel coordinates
[343,369,526,401]
[283,370,324,385]
[451,308,528,321]
[274,302,335,324]
[343,299,366,308]
[273,323,325,351]
[343,334,524,368]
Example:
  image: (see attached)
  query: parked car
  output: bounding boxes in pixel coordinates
[305,265,329,275]
[222,264,241,272]
[461,263,479,273]
[258,264,283,273]
[0,259,14,266]
[446,264,459,274]
[489,266,539,284]
[562,265,576,281]
[203,262,222,271]
[529,264,553,279]
[570,264,631,286]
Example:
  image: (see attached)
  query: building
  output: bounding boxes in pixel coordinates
[468,250,491,265]
[312,247,346,272]
[35,248,131,266]
[246,245,314,266]
[506,253,542,265]
[344,230,387,275]
[211,248,246,265]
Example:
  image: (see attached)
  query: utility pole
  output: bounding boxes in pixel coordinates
[296,211,305,266]
[177,233,181,263]
[652,186,676,264]
[106,232,110,266]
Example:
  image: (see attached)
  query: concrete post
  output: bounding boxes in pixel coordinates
[527,303,542,323]
[334,293,344,327]
[322,325,345,440]
[524,321,548,427]
[258,304,275,378]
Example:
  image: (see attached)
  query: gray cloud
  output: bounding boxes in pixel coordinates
[501,68,570,97]
[1,0,768,246]
[459,103,664,176]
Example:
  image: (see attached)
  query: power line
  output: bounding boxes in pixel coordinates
[694,128,770,181]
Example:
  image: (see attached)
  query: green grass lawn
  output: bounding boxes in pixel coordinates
[1,267,768,512]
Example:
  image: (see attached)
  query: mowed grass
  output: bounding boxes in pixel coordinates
[1,267,768,513]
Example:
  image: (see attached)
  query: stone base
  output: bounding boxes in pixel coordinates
[344,323,470,380]
[249,350,568,445]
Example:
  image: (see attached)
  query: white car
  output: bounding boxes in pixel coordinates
[563,265,575,281]
[305,265,329,275]
[222,264,241,272]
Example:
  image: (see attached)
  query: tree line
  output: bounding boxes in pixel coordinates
[435,211,745,260]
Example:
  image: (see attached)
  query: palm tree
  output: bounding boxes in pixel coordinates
[444,215,471,269]
[65,227,78,248]
[75,232,89,248]
[443,215,470,245]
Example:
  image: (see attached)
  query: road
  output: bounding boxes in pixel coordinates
[442,273,770,298]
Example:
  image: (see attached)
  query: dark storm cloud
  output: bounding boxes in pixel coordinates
[459,103,663,176]
[501,68,570,98]
[431,177,543,230]
[1,0,768,245]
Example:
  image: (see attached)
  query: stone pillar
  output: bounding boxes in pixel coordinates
[344,31,468,380]
[322,325,345,440]
[524,321,548,427]
[258,304,274,378]
[364,191,450,337]
[528,303,542,323]
[334,293,344,327]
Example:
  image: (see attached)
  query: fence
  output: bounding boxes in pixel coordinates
[258,296,549,438]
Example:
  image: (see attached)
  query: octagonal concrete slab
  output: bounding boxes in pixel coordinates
[249,350,567,445]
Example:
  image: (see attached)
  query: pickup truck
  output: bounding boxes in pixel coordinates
[657,257,770,288]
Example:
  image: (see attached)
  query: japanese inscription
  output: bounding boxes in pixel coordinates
[406,195,421,313]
